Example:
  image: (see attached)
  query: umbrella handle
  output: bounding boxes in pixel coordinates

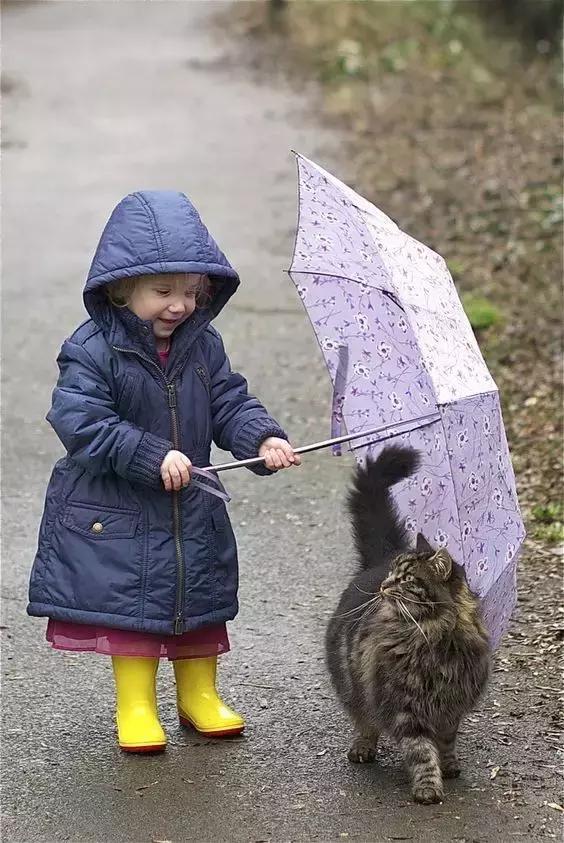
[201,413,441,473]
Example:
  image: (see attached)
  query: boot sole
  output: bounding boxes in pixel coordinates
[119,743,166,753]
[178,713,244,738]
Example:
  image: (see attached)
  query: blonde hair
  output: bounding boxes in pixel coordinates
[106,272,212,309]
[106,277,137,308]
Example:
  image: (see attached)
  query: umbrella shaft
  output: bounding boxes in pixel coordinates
[202,412,441,473]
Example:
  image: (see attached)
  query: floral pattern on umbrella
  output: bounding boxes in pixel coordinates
[289,153,525,647]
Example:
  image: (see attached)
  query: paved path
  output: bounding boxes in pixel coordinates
[2,3,558,841]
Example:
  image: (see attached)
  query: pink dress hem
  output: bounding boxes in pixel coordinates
[46,619,230,661]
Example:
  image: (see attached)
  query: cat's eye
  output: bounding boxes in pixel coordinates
[404,574,415,582]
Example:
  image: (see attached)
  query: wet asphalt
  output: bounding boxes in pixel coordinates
[1,3,556,842]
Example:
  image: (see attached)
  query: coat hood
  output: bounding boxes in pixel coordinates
[84,190,240,336]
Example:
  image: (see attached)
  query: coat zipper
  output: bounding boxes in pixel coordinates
[113,345,185,635]
[167,382,185,635]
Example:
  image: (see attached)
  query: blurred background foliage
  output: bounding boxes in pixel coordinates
[231,0,563,539]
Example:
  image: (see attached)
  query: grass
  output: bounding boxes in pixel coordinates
[531,502,564,544]
[462,295,502,332]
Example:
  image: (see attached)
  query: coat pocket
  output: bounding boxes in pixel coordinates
[195,365,210,393]
[62,502,140,539]
[193,365,212,451]
[47,502,144,616]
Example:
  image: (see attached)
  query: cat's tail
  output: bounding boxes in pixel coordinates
[348,445,420,571]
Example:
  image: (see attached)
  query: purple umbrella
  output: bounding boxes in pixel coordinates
[287,152,525,648]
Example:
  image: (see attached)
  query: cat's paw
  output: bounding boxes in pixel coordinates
[412,785,443,804]
[347,738,377,764]
[442,763,461,779]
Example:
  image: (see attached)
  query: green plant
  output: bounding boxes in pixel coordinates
[531,502,564,545]
[532,501,564,523]
[462,295,502,331]
[533,521,564,544]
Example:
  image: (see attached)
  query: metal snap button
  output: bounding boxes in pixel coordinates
[91,522,104,533]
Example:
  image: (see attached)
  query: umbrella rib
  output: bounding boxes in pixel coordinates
[437,410,466,570]
[348,416,440,453]
[286,268,396,299]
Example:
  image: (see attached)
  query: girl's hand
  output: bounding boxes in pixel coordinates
[160,450,192,491]
[258,437,302,471]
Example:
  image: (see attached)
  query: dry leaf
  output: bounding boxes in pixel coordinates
[136,780,159,792]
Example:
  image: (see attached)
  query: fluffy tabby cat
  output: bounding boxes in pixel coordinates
[326,445,491,804]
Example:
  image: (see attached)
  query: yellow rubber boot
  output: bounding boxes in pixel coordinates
[174,656,245,737]
[112,656,166,753]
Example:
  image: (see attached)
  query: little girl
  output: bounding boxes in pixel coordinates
[28,190,300,753]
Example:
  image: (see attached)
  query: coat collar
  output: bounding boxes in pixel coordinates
[109,304,211,377]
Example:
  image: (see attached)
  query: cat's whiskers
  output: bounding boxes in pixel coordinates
[396,598,430,644]
[353,584,380,597]
[385,593,430,644]
[337,593,381,619]
[352,594,383,628]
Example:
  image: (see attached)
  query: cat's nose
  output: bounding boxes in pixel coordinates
[380,577,394,592]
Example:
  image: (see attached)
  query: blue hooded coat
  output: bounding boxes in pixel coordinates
[28,191,286,635]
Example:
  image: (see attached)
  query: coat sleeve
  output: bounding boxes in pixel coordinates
[47,340,173,488]
[208,332,287,476]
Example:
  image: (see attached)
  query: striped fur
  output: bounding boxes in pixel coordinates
[326,446,491,804]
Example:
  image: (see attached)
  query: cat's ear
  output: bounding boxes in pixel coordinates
[415,532,434,555]
[429,548,453,581]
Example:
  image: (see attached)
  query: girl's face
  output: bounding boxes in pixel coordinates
[128,273,207,345]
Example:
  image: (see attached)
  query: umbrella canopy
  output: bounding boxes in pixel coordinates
[289,153,525,647]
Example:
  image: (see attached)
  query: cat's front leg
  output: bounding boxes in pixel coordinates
[437,726,461,779]
[397,735,444,804]
[347,729,379,764]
